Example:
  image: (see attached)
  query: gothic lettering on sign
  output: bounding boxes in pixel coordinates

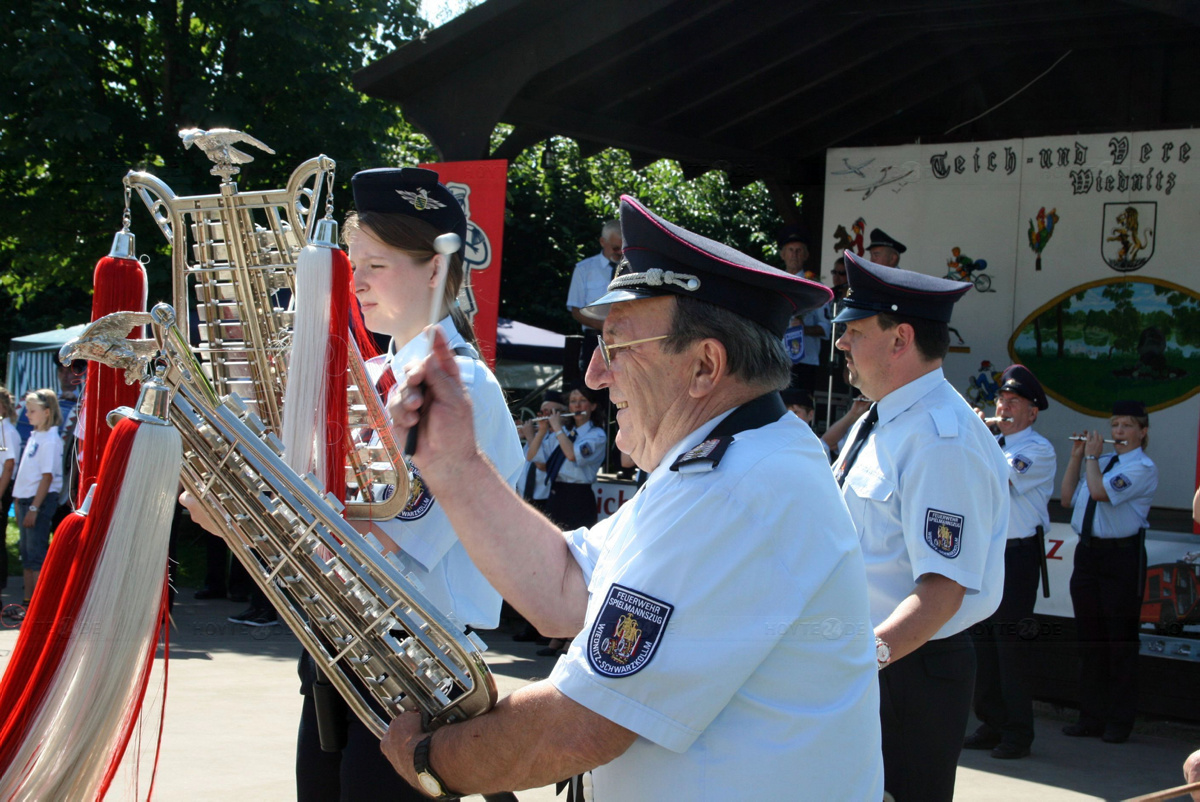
[930,151,949,179]
[929,146,1018,179]
[1109,136,1129,165]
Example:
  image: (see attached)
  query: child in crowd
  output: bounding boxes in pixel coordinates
[0,387,20,598]
[13,389,63,614]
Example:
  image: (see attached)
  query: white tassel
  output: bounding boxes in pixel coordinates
[281,243,333,479]
[0,420,182,799]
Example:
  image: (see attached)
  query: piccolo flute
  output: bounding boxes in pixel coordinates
[518,412,586,424]
[984,416,1013,424]
[1068,435,1126,444]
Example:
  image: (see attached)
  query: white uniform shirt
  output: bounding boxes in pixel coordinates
[0,419,20,476]
[784,303,832,367]
[550,410,883,801]
[14,428,63,498]
[1000,427,1055,540]
[365,317,525,629]
[548,420,606,485]
[837,368,1009,639]
[1069,447,1157,538]
[566,253,616,329]
[528,432,559,501]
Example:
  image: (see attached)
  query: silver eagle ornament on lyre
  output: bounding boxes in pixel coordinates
[179,127,276,182]
[125,129,411,519]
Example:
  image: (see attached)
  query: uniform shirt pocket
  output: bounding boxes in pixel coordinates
[845,467,895,503]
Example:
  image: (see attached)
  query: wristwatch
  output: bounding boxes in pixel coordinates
[413,735,461,800]
[28,504,38,512]
[875,636,891,670]
[1084,455,1099,461]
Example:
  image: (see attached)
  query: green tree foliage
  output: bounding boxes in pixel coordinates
[502,135,790,333]
[2,3,796,371]
[0,0,431,362]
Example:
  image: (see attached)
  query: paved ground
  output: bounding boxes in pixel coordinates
[1,585,1198,801]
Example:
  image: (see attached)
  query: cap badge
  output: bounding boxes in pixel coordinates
[396,188,446,211]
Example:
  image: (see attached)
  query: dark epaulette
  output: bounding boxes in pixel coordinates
[669,436,733,474]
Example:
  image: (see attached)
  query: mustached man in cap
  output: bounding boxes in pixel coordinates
[867,228,906,267]
[381,197,883,799]
[832,250,1008,801]
[965,365,1056,760]
[1060,400,1157,744]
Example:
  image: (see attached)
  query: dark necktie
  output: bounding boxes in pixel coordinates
[998,435,1006,448]
[522,462,538,501]
[544,428,577,485]
[836,404,878,488]
[1080,454,1120,538]
[608,260,618,281]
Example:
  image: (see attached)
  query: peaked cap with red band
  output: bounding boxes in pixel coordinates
[583,196,831,338]
[833,250,970,324]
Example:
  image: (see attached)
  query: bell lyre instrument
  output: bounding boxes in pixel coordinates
[63,129,499,735]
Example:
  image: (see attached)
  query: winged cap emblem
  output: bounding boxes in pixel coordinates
[396,188,446,211]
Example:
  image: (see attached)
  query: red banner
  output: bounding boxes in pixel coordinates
[418,160,508,367]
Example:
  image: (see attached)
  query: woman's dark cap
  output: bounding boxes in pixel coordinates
[1112,399,1146,418]
[350,167,468,247]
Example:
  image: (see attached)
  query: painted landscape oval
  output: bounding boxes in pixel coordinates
[1008,277,1200,416]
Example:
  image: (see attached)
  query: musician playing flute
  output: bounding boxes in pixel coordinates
[299,168,525,801]
[964,364,1056,760]
[383,197,884,799]
[1060,400,1157,745]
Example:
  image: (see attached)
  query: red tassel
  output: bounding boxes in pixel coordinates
[80,253,147,503]
[0,511,86,726]
[325,248,351,502]
[0,418,139,770]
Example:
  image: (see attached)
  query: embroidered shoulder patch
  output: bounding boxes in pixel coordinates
[398,464,436,521]
[669,436,732,474]
[1110,474,1132,492]
[580,442,593,458]
[925,509,964,558]
[1011,454,1031,474]
[587,585,673,678]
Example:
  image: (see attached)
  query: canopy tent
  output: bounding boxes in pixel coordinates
[5,324,87,401]
[492,318,566,397]
[495,317,565,364]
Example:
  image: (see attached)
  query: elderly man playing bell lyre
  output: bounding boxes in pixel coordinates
[382,196,883,800]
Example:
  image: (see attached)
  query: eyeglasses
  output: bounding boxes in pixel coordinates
[596,334,669,368]
[831,269,846,276]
